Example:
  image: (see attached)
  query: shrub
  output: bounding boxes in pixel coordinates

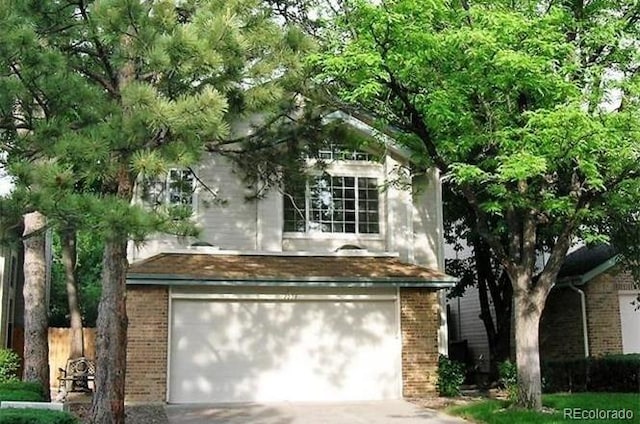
[0,380,46,401]
[498,360,518,401]
[0,409,79,424]
[542,354,640,393]
[437,354,466,397]
[0,348,20,383]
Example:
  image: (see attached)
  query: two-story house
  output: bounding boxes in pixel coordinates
[124,112,456,404]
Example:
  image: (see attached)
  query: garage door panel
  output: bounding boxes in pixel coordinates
[169,296,401,403]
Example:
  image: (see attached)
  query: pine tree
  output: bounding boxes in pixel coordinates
[0,1,308,422]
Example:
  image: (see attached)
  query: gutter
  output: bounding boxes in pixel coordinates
[568,282,590,358]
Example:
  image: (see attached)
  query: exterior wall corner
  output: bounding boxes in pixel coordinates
[400,288,439,398]
[126,285,169,403]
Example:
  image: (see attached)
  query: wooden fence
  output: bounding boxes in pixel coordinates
[48,327,96,389]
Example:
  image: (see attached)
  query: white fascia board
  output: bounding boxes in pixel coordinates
[143,248,401,258]
[126,276,457,288]
[555,254,621,287]
[323,111,414,162]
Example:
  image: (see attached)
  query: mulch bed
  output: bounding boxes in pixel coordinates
[64,393,169,424]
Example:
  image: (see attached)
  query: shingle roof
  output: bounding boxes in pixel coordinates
[557,244,618,280]
[127,252,455,286]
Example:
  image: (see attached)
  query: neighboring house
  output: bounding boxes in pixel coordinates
[0,224,53,361]
[540,245,640,361]
[123,112,456,404]
[448,243,640,379]
[444,239,493,376]
[0,240,23,351]
[447,285,492,374]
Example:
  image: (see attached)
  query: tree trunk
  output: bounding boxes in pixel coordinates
[514,292,543,410]
[90,238,128,424]
[472,235,513,380]
[22,211,50,399]
[60,228,84,359]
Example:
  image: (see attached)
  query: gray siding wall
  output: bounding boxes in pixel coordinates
[129,152,443,268]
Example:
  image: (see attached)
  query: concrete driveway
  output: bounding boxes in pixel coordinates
[165,400,470,424]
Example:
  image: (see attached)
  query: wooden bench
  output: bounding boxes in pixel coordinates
[57,357,95,393]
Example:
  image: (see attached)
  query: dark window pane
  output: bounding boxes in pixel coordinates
[345,223,356,233]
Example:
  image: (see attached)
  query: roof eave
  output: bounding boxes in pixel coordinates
[555,254,621,288]
[323,111,414,162]
[126,273,457,289]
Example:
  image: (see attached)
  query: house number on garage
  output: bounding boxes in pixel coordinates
[283,291,297,300]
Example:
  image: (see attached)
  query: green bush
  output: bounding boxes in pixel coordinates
[0,409,79,424]
[0,381,46,402]
[437,354,466,397]
[542,354,640,393]
[0,348,20,383]
[498,360,518,401]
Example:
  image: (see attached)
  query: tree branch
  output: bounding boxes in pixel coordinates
[77,0,119,97]
[72,65,118,97]
[384,72,450,173]
[9,63,50,119]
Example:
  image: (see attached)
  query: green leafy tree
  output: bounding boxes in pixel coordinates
[0,0,307,421]
[314,0,640,409]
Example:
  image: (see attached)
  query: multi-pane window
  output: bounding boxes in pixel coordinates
[284,175,379,234]
[168,169,195,207]
[142,169,195,211]
[316,143,373,161]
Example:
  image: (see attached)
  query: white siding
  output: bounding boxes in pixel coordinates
[412,168,443,270]
[194,155,258,250]
[447,285,492,372]
[128,152,444,274]
[384,154,413,262]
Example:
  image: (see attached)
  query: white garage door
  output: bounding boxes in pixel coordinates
[619,292,640,354]
[168,288,402,403]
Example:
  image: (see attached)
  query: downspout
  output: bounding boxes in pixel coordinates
[568,282,590,358]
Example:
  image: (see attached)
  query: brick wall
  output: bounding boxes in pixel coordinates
[540,287,585,361]
[400,288,439,397]
[585,271,625,356]
[126,286,168,403]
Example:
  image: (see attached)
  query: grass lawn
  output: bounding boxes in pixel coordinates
[448,393,640,424]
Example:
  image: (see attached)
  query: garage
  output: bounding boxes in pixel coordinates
[168,287,402,403]
[618,291,640,353]
[125,252,456,404]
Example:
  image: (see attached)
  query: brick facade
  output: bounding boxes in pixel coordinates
[400,288,440,397]
[125,285,442,402]
[125,286,168,403]
[585,271,625,356]
[540,268,630,360]
[540,287,585,361]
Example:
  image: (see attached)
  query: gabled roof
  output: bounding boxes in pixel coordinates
[323,110,414,162]
[557,245,619,285]
[126,252,456,288]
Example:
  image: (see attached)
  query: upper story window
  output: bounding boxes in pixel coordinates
[284,174,380,234]
[142,169,195,212]
[315,142,374,161]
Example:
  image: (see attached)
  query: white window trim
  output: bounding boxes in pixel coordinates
[166,168,197,210]
[285,174,382,236]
